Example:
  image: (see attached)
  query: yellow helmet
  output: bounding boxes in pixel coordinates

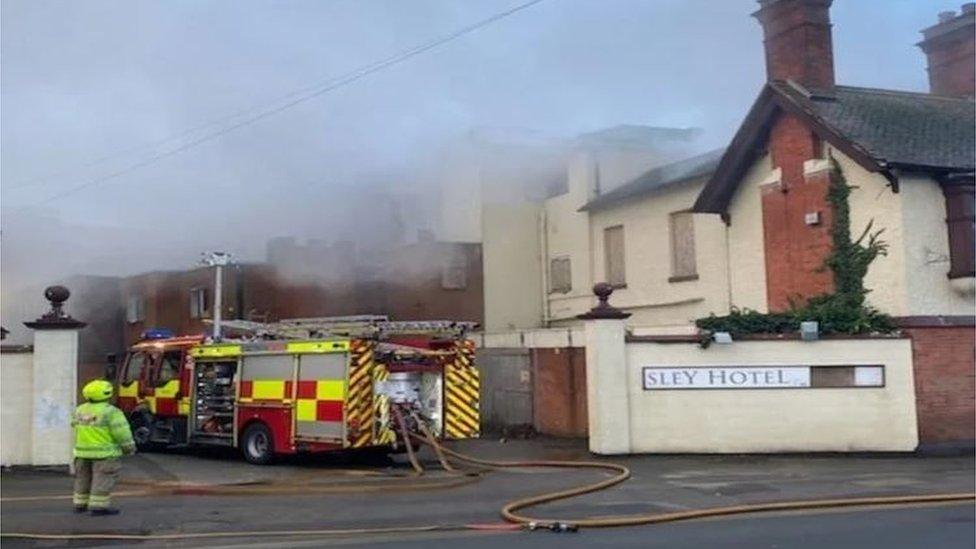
[82,379,114,402]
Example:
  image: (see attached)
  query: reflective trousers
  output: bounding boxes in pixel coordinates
[72,458,120,509]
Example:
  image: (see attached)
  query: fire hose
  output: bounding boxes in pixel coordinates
[2,416,974,541]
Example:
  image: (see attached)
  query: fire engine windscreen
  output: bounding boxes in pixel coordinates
[377,372,443,437]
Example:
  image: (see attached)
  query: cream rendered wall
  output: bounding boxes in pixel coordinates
[586,177,731,326]
[545,152,597,323]
[725,153,771,313]
[821,147,970,316]
[625,338,918,452]
[1,350,33,466]
[831,148,909,316]
[482,202,543,331]
[898,174,974,314]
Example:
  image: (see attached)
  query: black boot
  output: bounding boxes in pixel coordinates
[73,505,87,514]
[90,508,120,516]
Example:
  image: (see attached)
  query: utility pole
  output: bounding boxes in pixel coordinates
[201,251,232,341]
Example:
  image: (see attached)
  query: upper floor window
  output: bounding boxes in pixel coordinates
[125,295,144,324]
[943,177,975,279]
[604,225,626,288]
[441,253,468,290]
[669,211,698,282]
[189,287,209,319]
[549,256,572,294]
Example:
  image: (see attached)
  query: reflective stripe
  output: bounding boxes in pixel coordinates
[73,494,90,504]
[252,380,285,400]
[191,344,241,358]
[315,380,344,400]
[296,399,316,421]
[287,340,350,354]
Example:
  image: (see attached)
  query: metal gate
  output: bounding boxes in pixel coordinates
[476,348,532,433]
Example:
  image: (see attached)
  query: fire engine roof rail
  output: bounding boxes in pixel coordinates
[211,318,479,340]
[280,315,390,325]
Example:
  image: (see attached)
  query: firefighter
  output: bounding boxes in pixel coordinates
[71,379,136,516]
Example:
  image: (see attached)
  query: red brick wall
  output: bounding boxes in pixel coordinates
[532,348,587,438]
[905,326,976,444]
[919,14,975,97]
[753,0,835,89]
[761,114,834,311]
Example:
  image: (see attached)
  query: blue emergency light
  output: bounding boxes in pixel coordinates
[141,328,175,340]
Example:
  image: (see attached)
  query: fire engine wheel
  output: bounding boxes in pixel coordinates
[241,423,275,465]
[129,411,162,452]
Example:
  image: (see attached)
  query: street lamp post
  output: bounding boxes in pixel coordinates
[201,251,232,341]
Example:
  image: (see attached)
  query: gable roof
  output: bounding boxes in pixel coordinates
[693,81,976,214]
[579,148,725,212]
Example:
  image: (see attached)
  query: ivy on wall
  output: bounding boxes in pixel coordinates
[696,157,896,336]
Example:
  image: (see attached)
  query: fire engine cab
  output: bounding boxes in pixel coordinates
[110,317,480,464]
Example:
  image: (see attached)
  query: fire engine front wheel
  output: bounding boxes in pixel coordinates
[241,423,275,465]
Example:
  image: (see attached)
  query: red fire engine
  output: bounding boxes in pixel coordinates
[111,317,480,464]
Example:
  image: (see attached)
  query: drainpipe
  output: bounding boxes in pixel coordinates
[539,208,551,327]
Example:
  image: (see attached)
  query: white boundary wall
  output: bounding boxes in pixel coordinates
[585,317,919,454]
[1,327,80,467]
[1,349,35,466]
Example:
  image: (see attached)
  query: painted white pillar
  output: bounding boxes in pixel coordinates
[25,286,86,467]
[30,330,80,466]
[578,283,632,455]
[584,318,631,454]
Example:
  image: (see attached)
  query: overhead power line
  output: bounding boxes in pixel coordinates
[10,0,547,211]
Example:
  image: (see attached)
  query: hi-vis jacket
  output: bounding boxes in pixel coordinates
[71,402,135,459]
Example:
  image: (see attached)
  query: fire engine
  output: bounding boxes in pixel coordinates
[109,316,480,464]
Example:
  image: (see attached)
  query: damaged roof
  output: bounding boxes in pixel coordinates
[694,81,976,214]
[579,148,725,212]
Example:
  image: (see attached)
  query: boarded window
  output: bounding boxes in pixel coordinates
[549,257,572,294]
[441,253,468,290]
[943,179,975,279]
[669,212,697,280]
[125,295,144,324]
[604,225,626,287]
[190,287,209,319]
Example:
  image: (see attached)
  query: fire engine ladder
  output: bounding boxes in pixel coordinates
[213,316,479,340]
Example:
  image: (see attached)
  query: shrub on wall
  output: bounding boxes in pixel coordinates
[696,158,896,336]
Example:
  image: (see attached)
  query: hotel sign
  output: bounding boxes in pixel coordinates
[643,366,811,390]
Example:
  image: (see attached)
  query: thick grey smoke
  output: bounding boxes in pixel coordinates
[0,0,952,340]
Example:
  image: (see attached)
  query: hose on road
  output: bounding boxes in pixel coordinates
[2,433,973,541]
[408,433,975,529]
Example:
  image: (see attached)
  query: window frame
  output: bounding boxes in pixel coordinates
[548,256,572,294]
[603,225,627,288]
[189,287,210,319]
[942,177,975,280]
[440,253,468,290]
[126,295,145,324]
[668,210,699,283]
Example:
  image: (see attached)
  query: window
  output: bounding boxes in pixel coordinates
[549,257,572,294]
[125,295,144,324]
[942,178,975,279]
[669,211,698,282]
[441,253,468,290]
[156,351,182,387]
[122,352,149,385]
[604,225,626,287]
[190,287,209,319]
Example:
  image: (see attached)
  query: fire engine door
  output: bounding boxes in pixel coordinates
[119,351,151,405]
[294,353,347,441]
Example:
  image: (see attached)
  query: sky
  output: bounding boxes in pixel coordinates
[0,0,962,310]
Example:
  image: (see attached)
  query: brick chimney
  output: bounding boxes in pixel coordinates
[918,4,976,96]
[753,0,837,311]
[753,0,835,88]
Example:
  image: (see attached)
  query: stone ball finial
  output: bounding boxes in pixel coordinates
[24,285,85,330]
[45,285,70,307]
[576,282,631,320]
